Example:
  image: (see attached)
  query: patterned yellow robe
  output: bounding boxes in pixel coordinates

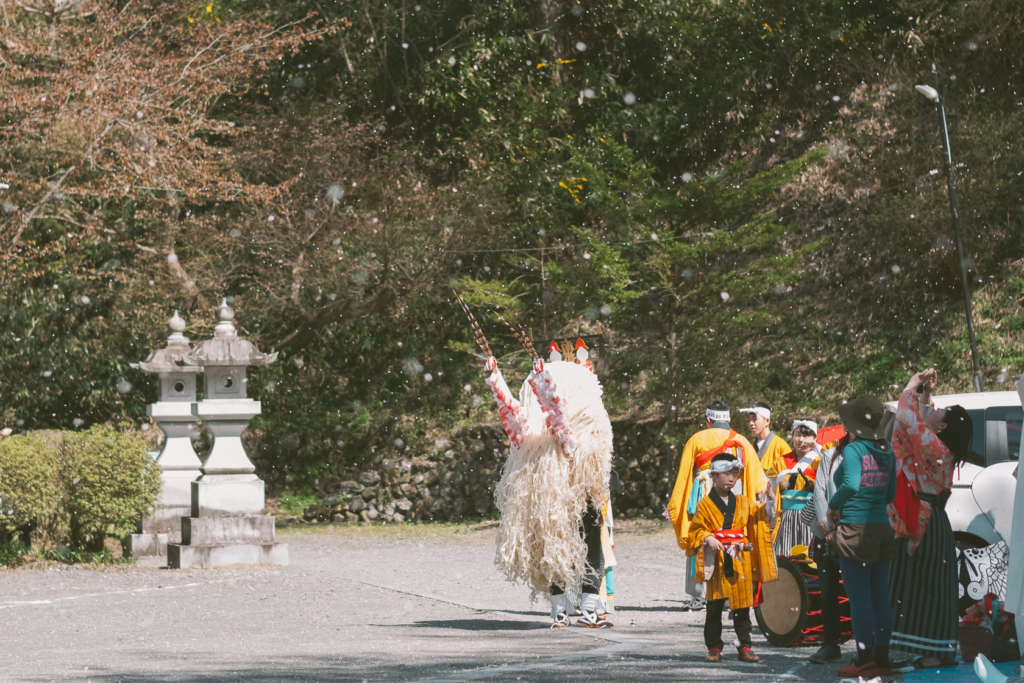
[686,491,772,609]
[667,428,776,584]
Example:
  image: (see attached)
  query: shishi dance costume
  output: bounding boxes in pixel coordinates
[457,297,613,628]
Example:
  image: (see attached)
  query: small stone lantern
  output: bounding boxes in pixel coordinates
[125,311,203,565]
[167,299,287,568]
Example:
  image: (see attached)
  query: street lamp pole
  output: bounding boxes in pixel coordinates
[916,64,984,392]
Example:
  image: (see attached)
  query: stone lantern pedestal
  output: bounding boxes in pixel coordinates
[167,300,287,569]
[125,312,203,567]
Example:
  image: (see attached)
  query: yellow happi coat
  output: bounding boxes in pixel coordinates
[668,428,776,585]
[757,433,792,480]
[686,491,772,609]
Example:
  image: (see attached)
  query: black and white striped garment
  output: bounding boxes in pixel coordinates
[889,490,959,659]
[773,506,814,557]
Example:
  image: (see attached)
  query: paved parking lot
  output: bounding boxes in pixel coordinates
[0,522,946,682]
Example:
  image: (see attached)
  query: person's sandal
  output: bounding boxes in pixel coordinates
[706,648,722,663]
[738,647,760,663]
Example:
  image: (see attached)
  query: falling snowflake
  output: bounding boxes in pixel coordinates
[623,92,637,106]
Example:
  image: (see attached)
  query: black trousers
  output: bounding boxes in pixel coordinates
[704,600,752,651]
[818,556,843,647]
[550,504,603,596]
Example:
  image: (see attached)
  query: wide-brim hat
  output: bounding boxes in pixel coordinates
[837,394,889,441]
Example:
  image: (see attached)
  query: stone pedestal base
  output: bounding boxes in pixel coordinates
[167,474,287,569]
[168,541,288,569]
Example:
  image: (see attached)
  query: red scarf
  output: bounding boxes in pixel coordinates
[695,430,745,470]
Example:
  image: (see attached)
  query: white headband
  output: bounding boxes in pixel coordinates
[706,409,730,422]
[792,419,818,435]
[710,458,743,473]
[740,406,771,420]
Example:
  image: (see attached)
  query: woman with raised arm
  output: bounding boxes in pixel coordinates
[888,368,972,670]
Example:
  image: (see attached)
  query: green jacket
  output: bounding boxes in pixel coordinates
[827,439,896,525]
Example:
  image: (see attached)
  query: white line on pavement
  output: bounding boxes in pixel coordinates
[0,580,229,610]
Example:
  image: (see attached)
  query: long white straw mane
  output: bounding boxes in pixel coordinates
[493,361,613,600]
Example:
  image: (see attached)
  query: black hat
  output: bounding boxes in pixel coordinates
[837,394,888,441]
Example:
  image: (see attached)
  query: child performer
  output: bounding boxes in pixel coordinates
[687,452,775,663]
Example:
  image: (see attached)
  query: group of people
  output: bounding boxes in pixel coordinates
[458,303,1021,678]
[668,368,979,677]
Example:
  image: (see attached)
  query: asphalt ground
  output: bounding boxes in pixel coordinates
[0,521,994,683]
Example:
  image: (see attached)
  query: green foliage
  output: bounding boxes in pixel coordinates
[278,489,321,517]
[58,426,161,553]
[0,435,59,540]
[2,0,1023,503]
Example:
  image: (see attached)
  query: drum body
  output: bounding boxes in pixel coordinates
[755,555,853,647]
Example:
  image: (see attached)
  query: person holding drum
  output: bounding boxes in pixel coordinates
[686,452,776,664]
[827,394,897,678]
[888,368,971,669]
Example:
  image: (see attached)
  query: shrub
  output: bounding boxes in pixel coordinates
[58,425,161,553]
[0,435,60,547]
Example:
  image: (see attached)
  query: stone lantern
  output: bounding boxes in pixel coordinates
[125,311,203,566]
[167,299,288,568]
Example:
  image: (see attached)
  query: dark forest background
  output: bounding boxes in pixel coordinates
[2,0,1022,495]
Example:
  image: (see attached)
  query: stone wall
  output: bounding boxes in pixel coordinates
[290,419,679,524]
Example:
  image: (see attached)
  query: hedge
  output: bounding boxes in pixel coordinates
[0,426,161,555]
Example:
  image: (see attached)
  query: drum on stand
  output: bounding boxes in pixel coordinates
[755,555,853,647]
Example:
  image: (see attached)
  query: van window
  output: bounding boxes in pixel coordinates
[985,407,1023,465]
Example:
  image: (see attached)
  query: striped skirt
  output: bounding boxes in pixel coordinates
[773,507,814,557]
[889,491,959,659]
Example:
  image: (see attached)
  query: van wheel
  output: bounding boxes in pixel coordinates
[953,533,989,552]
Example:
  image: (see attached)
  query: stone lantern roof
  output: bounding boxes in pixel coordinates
[131,311,201,374]
[180,299,277,368]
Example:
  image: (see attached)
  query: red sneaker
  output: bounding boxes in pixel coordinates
[738,647,760,663]
[706,648,722,663]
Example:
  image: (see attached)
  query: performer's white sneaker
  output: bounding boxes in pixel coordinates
[549,594,570,627]
[687,597,706,612]
[576,593,613,628]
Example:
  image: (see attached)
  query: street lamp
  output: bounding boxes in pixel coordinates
[916,64,984,393]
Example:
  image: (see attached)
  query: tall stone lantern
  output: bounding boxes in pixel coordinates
[167,299,288,568]
[125,311,203,566]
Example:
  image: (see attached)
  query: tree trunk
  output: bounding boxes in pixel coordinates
[536,0,565,87]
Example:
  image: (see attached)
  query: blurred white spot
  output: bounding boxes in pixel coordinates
[167,253,178,263]
[681,172,694,183]
[448,56,457,66]
[575,42,587,52]
[623,92,637,106]
[583,88,595,99]
[42,370,53,378]
[81,295,91,304]
[832,95,841,102]
[116,380,133,394]
[720,292,730,302]
[463,384,472,392]
[424,373,433,382]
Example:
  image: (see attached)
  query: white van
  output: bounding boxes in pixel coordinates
[885,391,1020,549]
